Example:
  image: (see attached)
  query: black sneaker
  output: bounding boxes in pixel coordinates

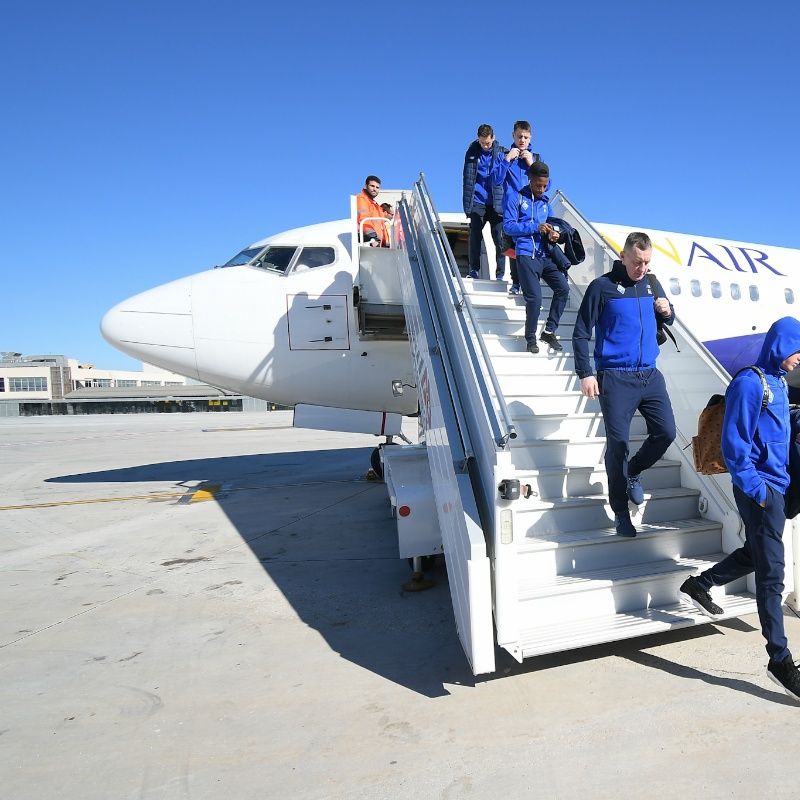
[768,655,800,702]
[526,340,539,354]
[678,575,724,618]
[614,512,636,538]
[540,330,563,351]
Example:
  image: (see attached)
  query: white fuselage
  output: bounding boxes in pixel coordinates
[101,214,800,411]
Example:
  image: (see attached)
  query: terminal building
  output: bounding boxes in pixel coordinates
[0,353,273,417]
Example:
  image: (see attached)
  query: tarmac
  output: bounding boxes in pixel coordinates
[2,411,800,800]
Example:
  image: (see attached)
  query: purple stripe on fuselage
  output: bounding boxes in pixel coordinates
[703,332,765,377]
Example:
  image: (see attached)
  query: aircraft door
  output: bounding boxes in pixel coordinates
[287,293,350,350]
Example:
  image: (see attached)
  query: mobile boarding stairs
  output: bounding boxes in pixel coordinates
[358,176,800,676]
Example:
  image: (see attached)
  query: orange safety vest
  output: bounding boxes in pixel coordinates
[356,190,389,245]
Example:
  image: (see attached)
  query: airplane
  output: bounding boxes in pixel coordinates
[100,181,800,674]
[100,190,800,421]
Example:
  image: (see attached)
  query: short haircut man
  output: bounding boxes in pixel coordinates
[462,123,506,279]
[502,159,569,354]
[572,232,677,537]
[357,175,388,246]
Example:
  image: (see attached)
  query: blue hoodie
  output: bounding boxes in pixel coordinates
[722,316,800,504]
[502,186,551,257]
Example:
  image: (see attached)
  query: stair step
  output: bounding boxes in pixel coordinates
[518,592,758,658]
[481,333,589,357]
[516,458,680,500]
[467,289,567,307]
[497,371,583,394]
[514,486,701,534]
[509,410,647,440]
[517,554,747,623]
[505,392,601,415]
[509,434,650,469]
[473,306,580,324]
[516,517,721,578]
[477,317,577,339]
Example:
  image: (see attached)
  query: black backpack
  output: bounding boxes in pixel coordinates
[646,273,678,349]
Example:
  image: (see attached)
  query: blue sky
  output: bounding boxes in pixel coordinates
[2,0,798,368]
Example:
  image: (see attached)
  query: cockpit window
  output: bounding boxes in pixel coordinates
[222,247,262,267]
[293,246,336,270]
[254,246,298,273]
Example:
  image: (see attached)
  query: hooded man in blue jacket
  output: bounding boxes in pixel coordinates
[462,124,506,280]
[572,231,676,537]
[679,316,800,702]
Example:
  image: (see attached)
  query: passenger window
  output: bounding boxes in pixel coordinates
[294,246,336,270]
[669,277,681,295]
[786,288,795,304]
[710,281,721,298]
[254,246,297,273]
[749,285,759,301]
[690,279,701,297]
[731,283,741,300]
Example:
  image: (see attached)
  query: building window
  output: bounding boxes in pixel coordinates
[141,381,162,386]
[710,281,721,299]
[690,279,701,297]
[669,278,681,295]
[731,283,741,300]
[0,378,4,392]
[749,285,759,301]
[91,379,112,388]
[116,380,137,387]
[165,381,183,386]
[9,376,48,392]
[786,288,795,304]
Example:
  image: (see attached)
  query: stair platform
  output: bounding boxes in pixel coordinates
[518,592,758,659]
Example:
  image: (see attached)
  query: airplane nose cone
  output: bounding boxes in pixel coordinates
[101,276,199,378]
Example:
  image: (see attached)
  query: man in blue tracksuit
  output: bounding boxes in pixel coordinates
[679,317,800,701]
[493,119,540,292]
[503,161,569,353]
[572,231,676,537]
[462,123,506,280]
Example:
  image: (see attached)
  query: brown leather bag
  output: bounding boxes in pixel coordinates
[692,367,769,475]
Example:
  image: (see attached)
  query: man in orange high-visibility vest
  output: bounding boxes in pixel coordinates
[357,175,389,247]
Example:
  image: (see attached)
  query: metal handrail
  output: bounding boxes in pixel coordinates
[358,216,393,246]
[415,174,517,447]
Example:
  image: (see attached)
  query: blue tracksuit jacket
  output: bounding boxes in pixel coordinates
[722,316,800,504]
[502,186,550,258]
[572,260,674,378]
[493,149,540,195]
[462,139,506,215]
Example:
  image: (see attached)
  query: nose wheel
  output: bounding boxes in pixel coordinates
[369,437,398,479]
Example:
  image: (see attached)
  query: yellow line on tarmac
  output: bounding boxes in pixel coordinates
[188,484,220,503]
[0,486,218,512]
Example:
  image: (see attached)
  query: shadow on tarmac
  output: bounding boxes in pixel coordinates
[47,447,478,697]
[48,449,787,702]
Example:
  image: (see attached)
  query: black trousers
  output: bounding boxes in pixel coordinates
[698,483,790,663]
[597,368,676,513]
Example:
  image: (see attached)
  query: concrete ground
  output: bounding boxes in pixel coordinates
[1,411,799,800]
